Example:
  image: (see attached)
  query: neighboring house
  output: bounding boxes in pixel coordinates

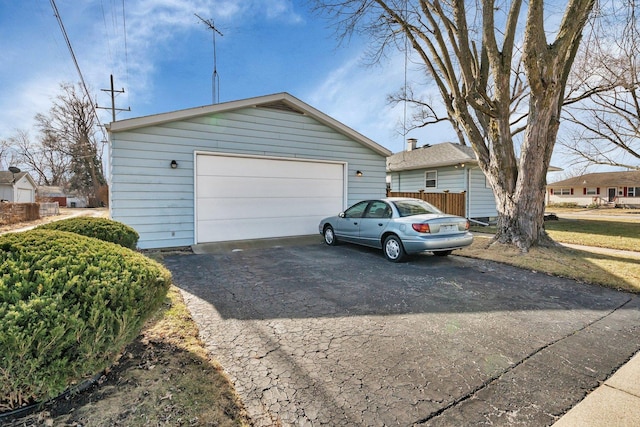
[37,186,89,208]
[107,92,392,249]
[547,171,640,208]
[387,141,498,221]
[66,195,88,208]
[0,171,37,203]
[38,186,68,207]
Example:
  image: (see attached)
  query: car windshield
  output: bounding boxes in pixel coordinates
[392,200,443,217]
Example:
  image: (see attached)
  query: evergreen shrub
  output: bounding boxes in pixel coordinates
[36,217,139,249]
[0,229,171,411]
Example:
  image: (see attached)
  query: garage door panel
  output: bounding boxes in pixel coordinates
[197,176,344,199]
[197,196,344,221]
[196,154,345,243]
[197,156,341,180]
[198,216,325,242]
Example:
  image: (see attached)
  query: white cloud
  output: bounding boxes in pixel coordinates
[305,51,457,153]
[0,0,303,141]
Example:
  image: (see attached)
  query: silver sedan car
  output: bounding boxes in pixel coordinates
[319,198,473,262]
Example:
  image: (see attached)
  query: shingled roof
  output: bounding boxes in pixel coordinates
[548,171,640,187]
[0,171,28,185]
[386,142,477,172]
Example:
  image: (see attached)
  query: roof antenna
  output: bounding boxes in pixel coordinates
[195,13,223,104]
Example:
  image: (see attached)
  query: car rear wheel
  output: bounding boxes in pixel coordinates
[383,235,406,262]
[433,250,452,257]
[323,225,338,246]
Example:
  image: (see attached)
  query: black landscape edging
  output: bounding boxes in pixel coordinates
[0,372,103,423]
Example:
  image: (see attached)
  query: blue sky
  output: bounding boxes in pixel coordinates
[0,0,459,157]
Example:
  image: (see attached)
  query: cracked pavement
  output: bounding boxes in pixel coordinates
[162,242,640,426]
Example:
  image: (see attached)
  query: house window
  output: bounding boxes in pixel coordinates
[425,171,437,188]
[558,188,572,195]
[629,187,640,197]
[586,188,598,195]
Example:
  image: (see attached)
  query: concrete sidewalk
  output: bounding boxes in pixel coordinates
[553,351,640,426]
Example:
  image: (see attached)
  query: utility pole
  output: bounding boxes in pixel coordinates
[195,13,223,104]
[97,74,130,122]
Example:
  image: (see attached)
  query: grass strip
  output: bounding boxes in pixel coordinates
[459,236,640,293]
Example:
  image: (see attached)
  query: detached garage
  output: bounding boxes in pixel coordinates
[108,93,391,249]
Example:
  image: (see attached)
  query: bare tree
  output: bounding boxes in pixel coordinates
[560,6,640,170]
[0,138,19,170]
[35,83,106,201]
[8,129,71,186]
[314,0,597,251]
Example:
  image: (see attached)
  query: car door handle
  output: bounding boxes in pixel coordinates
[353,222,358,225]
[378,223,384,226]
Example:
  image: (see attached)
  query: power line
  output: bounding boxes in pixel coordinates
[121,0,130,93]
[49,0,107,140]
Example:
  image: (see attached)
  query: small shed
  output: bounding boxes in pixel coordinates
[107,93,392,249]
[0,171,37,203]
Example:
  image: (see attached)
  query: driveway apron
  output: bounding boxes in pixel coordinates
[162,243,640,426]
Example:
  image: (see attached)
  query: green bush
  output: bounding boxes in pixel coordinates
[36,217,139,249]
[0,229,171,411]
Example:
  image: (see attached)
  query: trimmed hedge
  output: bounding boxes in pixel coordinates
[0,229,171,411]
[36,217,139,249]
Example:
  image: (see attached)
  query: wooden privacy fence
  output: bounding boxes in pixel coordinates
[0,203,40,225]
[387,191,466,217]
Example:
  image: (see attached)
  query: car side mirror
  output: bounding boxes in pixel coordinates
[339,212,345,218]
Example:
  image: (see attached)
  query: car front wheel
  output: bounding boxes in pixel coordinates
[323,225,338,246]
[383,235,406,262]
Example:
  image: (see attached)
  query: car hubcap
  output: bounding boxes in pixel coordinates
[325,228,334,244]
[386,239,400,259]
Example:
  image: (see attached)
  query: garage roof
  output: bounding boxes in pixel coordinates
[107,92,392,157]
[0,171,34,186]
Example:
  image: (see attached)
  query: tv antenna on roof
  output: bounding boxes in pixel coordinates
[195,13,223,104]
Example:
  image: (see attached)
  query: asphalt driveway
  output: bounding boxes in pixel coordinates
[163,240,640,426]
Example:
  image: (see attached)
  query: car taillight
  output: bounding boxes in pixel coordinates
[412,223,430,233]
[465,220,470,230]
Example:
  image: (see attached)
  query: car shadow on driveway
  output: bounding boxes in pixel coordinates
[162,243,640,426]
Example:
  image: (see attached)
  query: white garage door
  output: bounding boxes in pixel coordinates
[196,153,345,243]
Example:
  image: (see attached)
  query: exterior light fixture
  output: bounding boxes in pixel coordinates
[356,170,363,177]
[170,160,178,169]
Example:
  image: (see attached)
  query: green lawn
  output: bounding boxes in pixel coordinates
[470,217,640,252]
[464,214,640,293]
[544,218,640,252]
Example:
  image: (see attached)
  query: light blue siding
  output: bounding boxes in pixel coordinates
[467,168,498,218]
[110,107,387,249]
[388,166,498,219]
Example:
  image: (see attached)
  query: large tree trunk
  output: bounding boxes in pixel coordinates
[488,0,594,251]
[491,90,562,250]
